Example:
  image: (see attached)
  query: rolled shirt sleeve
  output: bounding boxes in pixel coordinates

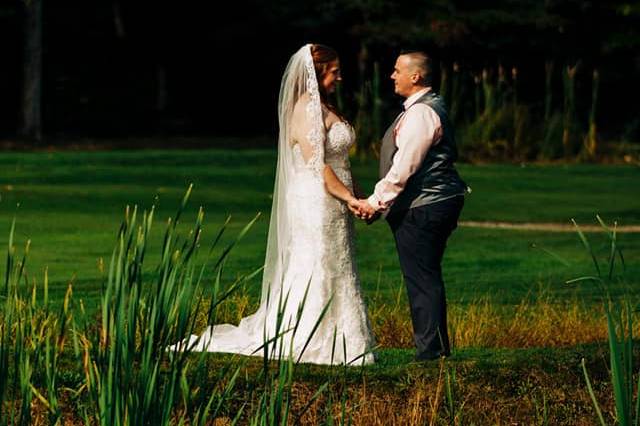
[368,103,442,211]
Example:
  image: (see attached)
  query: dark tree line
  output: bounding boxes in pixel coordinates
[1,0,639,149]
[21,0,42,141]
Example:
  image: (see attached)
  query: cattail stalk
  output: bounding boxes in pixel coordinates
[563,64,579,158]
[544,61,554,122]
[440,62,449,106]
[450,62,461,124]
[371,61,382,149]
[482,69,495,115]
[474,74,482,118]
[585,69,600,159]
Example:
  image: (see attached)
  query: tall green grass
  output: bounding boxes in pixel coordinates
[1,187,368,425]
[0,214,73,425]
[75,185,249,425]
[2,185,640,424]
[1,187,260,425]
[571,216,639,425]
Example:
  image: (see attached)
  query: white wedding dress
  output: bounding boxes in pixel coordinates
[175,121,375,365]
[172,44,375,365]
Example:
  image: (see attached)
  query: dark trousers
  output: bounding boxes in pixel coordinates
[386,196,464,359]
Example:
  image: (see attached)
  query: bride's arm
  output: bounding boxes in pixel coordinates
[324,165,372,215]
[323,165,356,204]
[291,97,371,214]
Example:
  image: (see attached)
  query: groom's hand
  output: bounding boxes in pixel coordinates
[365,211,381,225]
[360,200,376,220]
[347,199,376,220]
[356,199,377,221]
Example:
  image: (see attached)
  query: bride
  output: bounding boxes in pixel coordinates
[176,44,375,365]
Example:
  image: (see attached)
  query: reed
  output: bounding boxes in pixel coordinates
[573,216,639,426]
[497,64,508,109]
[1,216,72,425]
[2,191,637,424]
[74,185,269,425]
[2,187,369,425]
[450,62,461,124]
[370,290,626,351]
[473,74,482,118]
[439,62,449,107]
[351,60,384,159]
[481,68,496,115]
[544,60,554,123]
[353,79,372,158]
[562,63,580,158]
[583,69,600,160]
[371,61,383,150]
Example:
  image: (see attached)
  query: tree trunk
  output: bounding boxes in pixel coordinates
[20,0,43,142]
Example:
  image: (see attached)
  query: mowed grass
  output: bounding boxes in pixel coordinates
[0,149,638,309]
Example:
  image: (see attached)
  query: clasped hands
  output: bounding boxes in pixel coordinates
[347,198,379,222]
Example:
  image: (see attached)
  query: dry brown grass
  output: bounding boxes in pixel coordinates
[165,289,627,425]
[199,288,633,350]
[25,364,618,426]
[448,296,612,349]
[269,361,616,425]
[370,290,633,350]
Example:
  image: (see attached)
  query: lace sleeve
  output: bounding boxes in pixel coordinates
[303,96,325,173]
[291,94,326,175]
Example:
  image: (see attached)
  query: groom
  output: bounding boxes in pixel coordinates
[360,51,467,361]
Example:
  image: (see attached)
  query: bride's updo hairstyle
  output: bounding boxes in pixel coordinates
[310,43,346,121]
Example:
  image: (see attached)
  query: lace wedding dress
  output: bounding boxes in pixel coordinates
[172,45,375,365]
[175,120,375,365]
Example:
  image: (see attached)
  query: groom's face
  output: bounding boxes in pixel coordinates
[391,55,417,98]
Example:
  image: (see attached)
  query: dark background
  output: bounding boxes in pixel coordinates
[2,0,639,142]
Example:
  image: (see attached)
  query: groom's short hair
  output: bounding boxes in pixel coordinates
[400,50,432,86]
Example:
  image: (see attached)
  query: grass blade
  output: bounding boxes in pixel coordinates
[571,219,601,277]
[606,306,631,425]
[582,358,606,426]
[530,243,571,267]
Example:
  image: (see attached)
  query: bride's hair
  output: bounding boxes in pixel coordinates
[310,44,346,122]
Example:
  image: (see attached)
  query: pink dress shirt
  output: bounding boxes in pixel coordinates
[368,88,443,212]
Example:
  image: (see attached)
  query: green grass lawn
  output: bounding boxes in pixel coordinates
[0,149,638,308]
[1,148,639,424]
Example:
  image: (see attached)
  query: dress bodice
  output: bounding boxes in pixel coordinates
[325,121,355,167]
[292,120,354,173]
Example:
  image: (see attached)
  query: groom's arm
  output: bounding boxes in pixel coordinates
[367,104,442,212]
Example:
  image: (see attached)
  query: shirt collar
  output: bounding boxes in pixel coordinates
[403,87,431,110]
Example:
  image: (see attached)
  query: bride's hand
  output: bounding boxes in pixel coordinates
[347,198,376,220]
[347,198,362,217]
[357,199,376,220]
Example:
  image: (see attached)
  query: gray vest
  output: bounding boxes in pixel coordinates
[380,90,467,214]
